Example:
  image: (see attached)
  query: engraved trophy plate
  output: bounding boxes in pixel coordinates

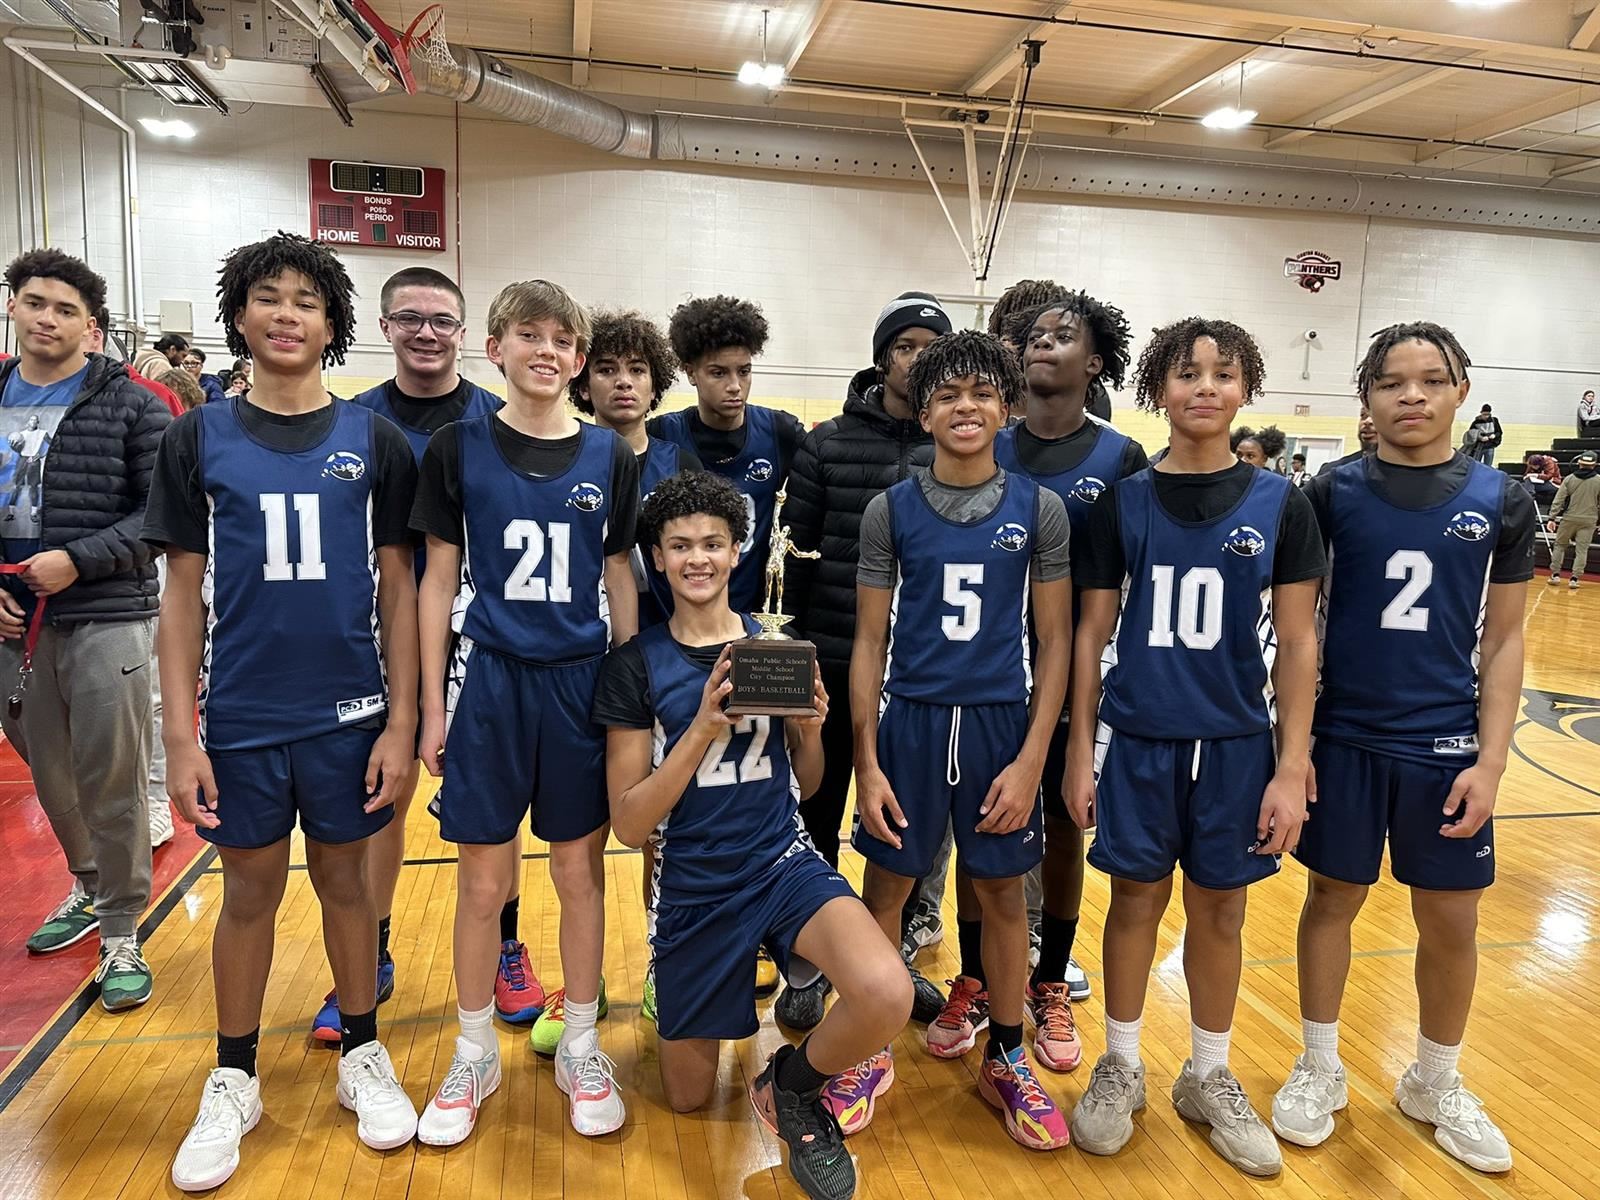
[727,487,821,717]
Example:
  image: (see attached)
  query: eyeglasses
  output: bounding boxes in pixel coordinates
[385,311,463,335]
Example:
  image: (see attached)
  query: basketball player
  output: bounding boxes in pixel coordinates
[149,234,420,1190]
[303,268,514,1044]
[1272,323,1532,1173]
[412,281,639,1144]
[853,330,1074,1150]
[595,470,910,1200]
[1066,317,1324,1175]
[648,293,805,996]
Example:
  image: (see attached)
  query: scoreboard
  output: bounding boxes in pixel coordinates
[309,159,447,252]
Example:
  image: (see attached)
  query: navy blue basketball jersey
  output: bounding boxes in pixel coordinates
[638,618,810,898]
[996,420,1130,548]
[1099,468,1291,739]
[1315,456,1502,763]
[198,398,387,751]
[350,380,501,462]
[883,473,1037,706]
[455,416,616,663]
[636,436,685,629]
[652,405,783,613]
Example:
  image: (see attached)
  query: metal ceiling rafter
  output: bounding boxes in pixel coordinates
[1263,51,1478,150]
[1415,90,1597,163]
[1109,30,1293,136]
[961,1,1070,95]
[784,0,838,75]
[572,0,593,86]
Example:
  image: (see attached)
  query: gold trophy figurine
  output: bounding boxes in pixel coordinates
[727,486,821,714]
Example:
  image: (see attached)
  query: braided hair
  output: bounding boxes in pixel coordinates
[1132,317,1266,412]
[216,232,356,366]
[1009,290,1134,391]
[906,330,1024,415]
[1355,322,1471,400]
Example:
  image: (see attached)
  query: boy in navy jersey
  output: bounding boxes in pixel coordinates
[302,268,509,1043]
[1272,324,1532,1172]
[412,281,639,1144]
[147,234,421,1190]
[853,331,1074,1150]
[1066,317,1324,1175]
[594,471,910,1200]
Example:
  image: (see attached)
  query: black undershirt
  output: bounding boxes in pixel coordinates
[646,406,807,478]
[382,377,488,435]
[1011,418,1150,480]
[591,634,728,730]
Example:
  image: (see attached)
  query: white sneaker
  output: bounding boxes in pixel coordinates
[1171,1060,1282,1176]
[336,1041,418,1149]
[172,1068,261,1192]
[417,1039,501,1147]
[149,798,175,849]
[555,1029,625,1136]
[1064,957,1092,1002]
[1395,1064,1512,1173]
[1271,1054,1348,1147]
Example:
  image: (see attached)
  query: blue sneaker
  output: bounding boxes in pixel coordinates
[311,956,397,1046]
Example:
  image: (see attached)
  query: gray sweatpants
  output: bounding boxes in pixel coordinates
[0,618,155,941]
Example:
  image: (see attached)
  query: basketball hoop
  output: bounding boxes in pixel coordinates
[401,4,456,79]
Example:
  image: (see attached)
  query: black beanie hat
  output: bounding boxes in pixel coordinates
[872,291,953,365]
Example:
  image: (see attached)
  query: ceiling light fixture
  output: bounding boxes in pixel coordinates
[1201,64,1256,131]
[738,8,785,89]
[138,116,197,139]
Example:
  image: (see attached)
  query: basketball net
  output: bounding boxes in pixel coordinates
[401,4,455,78]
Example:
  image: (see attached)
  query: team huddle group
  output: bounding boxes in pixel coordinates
[3,232,1536,1200]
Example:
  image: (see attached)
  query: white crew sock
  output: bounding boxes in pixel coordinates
[559,995,600,1056]
[1416,1032,1462,1089]
[1105,1014,1142,1066]
[1191,1022,1232,1079]
[1302,1018,1342,1073]
[458,1001,497,1059]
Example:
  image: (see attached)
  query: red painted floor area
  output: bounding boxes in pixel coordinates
[0,739,202,1073]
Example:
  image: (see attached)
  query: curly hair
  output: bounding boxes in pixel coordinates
[1009,291,1134,391]
[638,470,749,551]
[668,295,769,368]
[1355,322,1471,400]
[1231,424,1286,458]
[907,330,1024,415]
[1132,316,1266,412]
[216,232,356,366]
[570,309,678,414]
[986,279,1067,339]
[3,248,107,316]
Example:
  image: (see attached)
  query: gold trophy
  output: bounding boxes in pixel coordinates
[726,487,821,716]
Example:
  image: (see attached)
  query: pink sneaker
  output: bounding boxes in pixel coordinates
[979,1045,1070,1150]
[1027,982,1083,1072]
[821,1049,895,1135]
[927,976,989,1059]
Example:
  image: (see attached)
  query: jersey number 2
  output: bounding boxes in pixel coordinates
[504,520,572,603]
[261,493,325,582]
[695,716,773,787]
[1380,550,1432,631]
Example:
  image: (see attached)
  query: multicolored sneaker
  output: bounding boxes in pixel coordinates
[555,1028,625,1136]
[494,940,545,1024]
[96,938,153,1012]
[1027,982,1082,1072]
[641,964,657,1026]
[26,885,98,954]
[755,946,780,996]
[750,1045,856,1200]
[310,956,397,1044]
[978,1044,1071,1150]
[417,1038,501,1147]
[927,976,988,1058]
[530,979,609,1056]
[821,1049,894,1136]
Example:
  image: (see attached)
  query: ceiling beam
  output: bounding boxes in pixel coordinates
[572,0,593,87]
[1263,52,1474,149]
[785,0,838,75]
[1572,6,1600,50]
[961,2,1071,96]
[1415,91,1592,162]
[1108,30,1292,134]
[1548,156,1600,179]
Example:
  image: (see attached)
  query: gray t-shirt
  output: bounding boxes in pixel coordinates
[857,466,1071,591]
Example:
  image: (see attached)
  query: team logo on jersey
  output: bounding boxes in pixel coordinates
[322,451,366,481]
[1069,475,1108,504]
[567,481,605,512]
[1445,510,1490,541]
[1433,733,1480,755]
[745,458,775,483]
[1223,525,1266,556]
[991,522,1029,552]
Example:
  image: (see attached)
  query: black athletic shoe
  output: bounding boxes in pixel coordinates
[750,1046,856,1200]
[908,966,945,1025]
[775,975,832,1031]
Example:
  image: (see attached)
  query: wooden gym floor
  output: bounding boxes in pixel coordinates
[0,582,1596,1200]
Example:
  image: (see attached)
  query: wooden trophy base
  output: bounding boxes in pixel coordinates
[727,637,817,717]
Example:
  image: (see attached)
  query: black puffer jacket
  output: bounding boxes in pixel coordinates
[0,353,172,624]
[785,368,934,668]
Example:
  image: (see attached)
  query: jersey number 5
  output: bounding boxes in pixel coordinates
[942,564,983,641]
[504,519,572,603]
[695,716,773,787]
[1380,549,1432,631]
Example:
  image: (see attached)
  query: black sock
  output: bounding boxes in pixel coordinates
[499,897,520,945]
[1030,912,1078,989]
[377,915,391,964]
[957,917,985,987]
[341,1006,378,1055]
[217,1029,259,1078]
[987,1021,1023,1060]
[775,1038,833,1098]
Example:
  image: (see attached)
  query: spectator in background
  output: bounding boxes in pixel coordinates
[158,368,205,412]
[1466,404,1502,465]
[181,348,226,405]
[229,356,251,388]
[1522,453,1562,504]
[1548,451,1600,589]
[223,369,249,397]
[1289,453,1310,487]
[130,348,185,419]
[1579,389,1600,439]
[153,332,188,368]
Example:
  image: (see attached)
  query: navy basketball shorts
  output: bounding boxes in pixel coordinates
[1296,738,1494,891]
[652,846,856,1041]
[435,637,609,845]
[1086,724,1279,891]
[202,718,392,850]
[853,696,1044,881]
